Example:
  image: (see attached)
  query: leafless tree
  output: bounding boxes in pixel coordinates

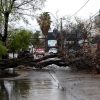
[0,0,46,44]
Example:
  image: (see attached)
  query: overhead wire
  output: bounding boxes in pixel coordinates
[89,11,99,20]
[70,0,99,22]
[71,0,91,17]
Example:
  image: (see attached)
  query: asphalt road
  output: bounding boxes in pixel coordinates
[1,66,100,100]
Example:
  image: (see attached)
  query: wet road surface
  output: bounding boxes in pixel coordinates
[0,66,100,100]
[0,67,66,100]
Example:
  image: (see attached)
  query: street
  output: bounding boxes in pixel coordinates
[1,66,100,100]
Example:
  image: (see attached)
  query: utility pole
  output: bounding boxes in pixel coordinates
[60,17,65,57]
[60,18,63,32]
[60,18,63,52]
[60,17,67,60]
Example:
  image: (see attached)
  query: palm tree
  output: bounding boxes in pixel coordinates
[37,12,51,51]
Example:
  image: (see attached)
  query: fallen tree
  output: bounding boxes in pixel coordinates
[0,54,62,70]
[0,52,97,72]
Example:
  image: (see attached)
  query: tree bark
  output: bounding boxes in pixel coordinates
[45,35,48,52]
[2,12,9,45]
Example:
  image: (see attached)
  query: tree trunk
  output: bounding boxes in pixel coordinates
[13,52,14,59]
[2,12,9,45]
[45,35,48,52]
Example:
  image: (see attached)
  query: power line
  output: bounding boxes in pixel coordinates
[90,11,99,19]
[85,11,99,22]
[72,0,91,17]
[87,11,99,24]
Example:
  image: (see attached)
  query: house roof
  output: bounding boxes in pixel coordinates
[47,31,59,40]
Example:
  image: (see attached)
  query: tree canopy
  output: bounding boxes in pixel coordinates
[0,0,46,43]
[8,29,32,53]
[37,12,51,36]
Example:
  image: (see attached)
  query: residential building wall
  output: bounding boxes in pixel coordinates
[95,12,100,35]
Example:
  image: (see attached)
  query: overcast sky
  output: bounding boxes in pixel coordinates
[43,0,100,18]
[18,0,100,32]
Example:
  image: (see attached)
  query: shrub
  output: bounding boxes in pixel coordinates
[0,41,7,59]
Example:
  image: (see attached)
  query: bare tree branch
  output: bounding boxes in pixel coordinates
[15,0,35,9]
[14,11,34,17]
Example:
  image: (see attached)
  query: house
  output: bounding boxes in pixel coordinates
[95,11,100,35]
[94,11,100,50]
[64,29,82,51]
[47,29,59,51]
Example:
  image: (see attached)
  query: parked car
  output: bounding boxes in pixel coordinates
[48,48,58,54]
[35,48,45,56]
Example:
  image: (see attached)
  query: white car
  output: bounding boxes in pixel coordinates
[48,48,58,54]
